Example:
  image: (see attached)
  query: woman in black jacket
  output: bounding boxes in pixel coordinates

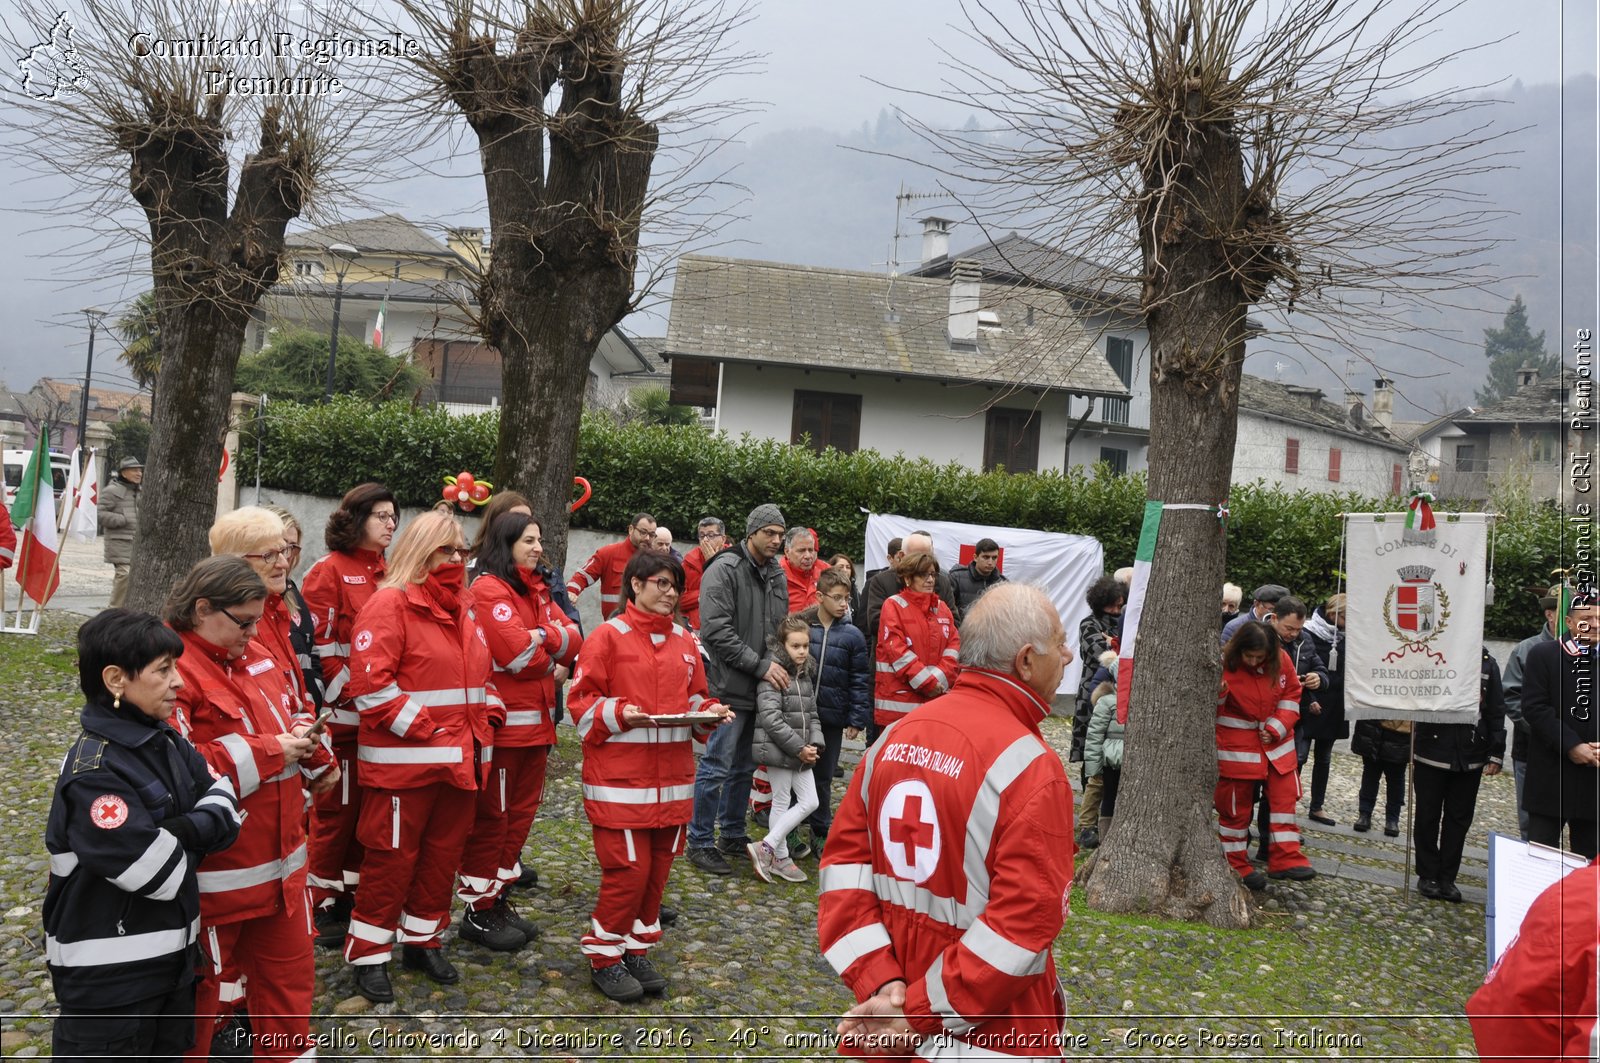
[1411,648,1507,901]
[1301,595,1347,825]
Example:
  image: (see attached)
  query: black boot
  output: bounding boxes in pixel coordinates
[401,945,460,985]
[1353,812,1372,833]
[658,904,679,928]
[352,962,395,1003]
[591,962,644,1002]
[622,953,668,995]
[515,865,539,889]
[494,891,540,941]
[314,894,352,948]
[459,905,527,952]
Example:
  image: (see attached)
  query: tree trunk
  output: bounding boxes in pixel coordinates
[1082,89,1255,928]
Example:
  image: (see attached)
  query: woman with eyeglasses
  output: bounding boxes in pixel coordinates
[873,551,961,729]
[300,483,396,946]
[264,504,323,708]
[453,512,581,951]
[569,551,731,1002]
[340,511,502,1004]
[209,507,322,722]
[164,555,329,1062]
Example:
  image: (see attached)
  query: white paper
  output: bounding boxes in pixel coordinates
[1485,831,1590,968]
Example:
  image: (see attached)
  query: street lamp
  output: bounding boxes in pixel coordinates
[77,308,106,459]
[322,243,359,403]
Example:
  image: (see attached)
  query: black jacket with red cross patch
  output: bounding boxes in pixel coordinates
[43,700,242,1009]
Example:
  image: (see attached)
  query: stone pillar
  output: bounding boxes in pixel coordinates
[216,392,262,515]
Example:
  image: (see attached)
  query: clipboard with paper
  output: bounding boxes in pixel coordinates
[1484,831,1589,969]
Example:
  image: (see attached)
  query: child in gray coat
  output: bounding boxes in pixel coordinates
[749,615,824,883]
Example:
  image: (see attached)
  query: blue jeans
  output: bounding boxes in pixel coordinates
[688,710,756,849]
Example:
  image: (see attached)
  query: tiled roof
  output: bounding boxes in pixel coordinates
[914,232,1139,307]
[1456,374,1568,424]
[1237,374,1407,451]
[664,256,1130,397]
[288,214,455,257]
[271,279,476,305]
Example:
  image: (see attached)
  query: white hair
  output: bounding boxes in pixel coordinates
[958,583,1061,671]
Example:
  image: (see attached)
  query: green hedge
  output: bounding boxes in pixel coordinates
[238,398,1564,639]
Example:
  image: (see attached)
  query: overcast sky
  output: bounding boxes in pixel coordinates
[0,0,1594,406]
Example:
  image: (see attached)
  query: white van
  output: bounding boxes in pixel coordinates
[2,449,74,507]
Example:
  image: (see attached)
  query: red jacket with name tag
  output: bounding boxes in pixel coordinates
[1216,649,1302,779]
[301,547,386,741]
[346,581,503,792]
[569,602,720,830]
[172,631,329,925]
[818,667,1076,1059]
[469,569,582,748]
[874,589,961,726]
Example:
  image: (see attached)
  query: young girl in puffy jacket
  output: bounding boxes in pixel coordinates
[749,615,825,884]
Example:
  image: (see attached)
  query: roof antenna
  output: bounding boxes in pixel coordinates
[883,183,943,316]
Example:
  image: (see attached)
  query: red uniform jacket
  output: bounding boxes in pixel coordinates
[346,582,502,792]
[819,668,1076,1060]
[0,503,15,569]
[681,545,722,628]
[469,569,582,748]
[781,556,832,613]
[301,547,385,740]
[566,539,637,617]
[257,592,314,716]
[1467,859,1599,1062]
[874,590,961,726]
[1216,649,1302,779]
[569,602,721,829]
[172,631,330,925]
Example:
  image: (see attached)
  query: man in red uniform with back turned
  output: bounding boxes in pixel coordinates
[567,512,656,618]
[818,583,1077,1061]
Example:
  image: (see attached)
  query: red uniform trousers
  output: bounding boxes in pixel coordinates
[457,745,551,910]
[344,782,475,964]
[749,763,773,816]
[1215,772,1311,875]
[307,741,365,911]
[185,873,315,1063]
[581,825,682,968]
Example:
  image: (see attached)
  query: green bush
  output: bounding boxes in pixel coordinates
[236,399,1563,639]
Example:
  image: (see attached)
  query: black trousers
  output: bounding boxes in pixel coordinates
[1100,766,1123,820]
[1412,762,1483,884]
[1358,756,1408,820]
[52,979,196,1063]
[1526,812,1600,860]
[1300,737,1336,812]
[806,722,845,836]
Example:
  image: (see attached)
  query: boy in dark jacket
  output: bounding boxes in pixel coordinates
[45,610,242,1061]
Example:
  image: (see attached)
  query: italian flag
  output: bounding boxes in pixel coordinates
[372,294,388,347]
[10,433,61,606]
[1115,500,1162,725]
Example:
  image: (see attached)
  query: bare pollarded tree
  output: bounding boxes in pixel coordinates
[1,0,381,611]
[368,0,757,569]
[900,0,1506,926]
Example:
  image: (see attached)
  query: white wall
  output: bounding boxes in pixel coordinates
[1064,317,1152,433]
[716,363,1080,473]
[1232,413,1405,497]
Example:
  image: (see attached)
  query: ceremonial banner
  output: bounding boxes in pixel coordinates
[864,513,1104,697]
[1344,512,1488,724]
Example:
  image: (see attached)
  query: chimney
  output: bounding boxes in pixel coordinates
[921,216,954,267]
[446,226,487,271]
[1371,377,1394,429]
[1515,364,1541,389]
[1344,388,1365,418]
[948,259,981,348]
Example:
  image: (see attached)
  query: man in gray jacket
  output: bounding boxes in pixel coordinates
[1502,584,1563,841]
[100,457,142,607]
[687,503,793,875]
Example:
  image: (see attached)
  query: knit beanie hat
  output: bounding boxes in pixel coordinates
[745,503,786,537]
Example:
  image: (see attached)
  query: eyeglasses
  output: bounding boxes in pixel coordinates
[643,576,680,594]
[217,606,261,631]
[822,593,851,604]
[699,532,726,542]
[284,542,303,555]
[434,545,466,561]
[241,547,289,564]
[371,512,399,526]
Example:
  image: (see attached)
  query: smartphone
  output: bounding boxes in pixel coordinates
[303,709,335,738]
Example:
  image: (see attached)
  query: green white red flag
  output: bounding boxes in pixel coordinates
[1116,500,1162,724]
[372,294,388,347]
[10,433,60,605]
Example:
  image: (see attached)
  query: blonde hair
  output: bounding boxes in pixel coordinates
[1325,592,1348,621]
[262,504,302,540]
[383,510,465,589]
[209,506,286,556]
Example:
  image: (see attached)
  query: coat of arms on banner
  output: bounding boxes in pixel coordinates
[1382,564,1451,662]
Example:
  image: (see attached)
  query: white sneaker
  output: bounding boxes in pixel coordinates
[771,855,807,883]
[746,841,776,883]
